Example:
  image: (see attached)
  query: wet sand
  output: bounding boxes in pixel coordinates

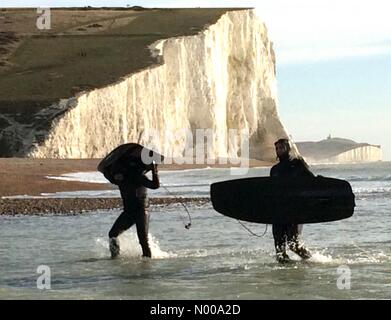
[0,158,273,215]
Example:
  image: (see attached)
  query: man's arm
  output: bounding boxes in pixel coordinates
[138,163,160,189]
[270,164,278,177]
[296,157,315,177]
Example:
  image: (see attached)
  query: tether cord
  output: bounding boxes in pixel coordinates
[161,184,266,236]
[237,220,268,238]
[162,184,266,235]
[161,184,192,229]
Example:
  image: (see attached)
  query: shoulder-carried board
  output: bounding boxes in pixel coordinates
[210,176,355,224]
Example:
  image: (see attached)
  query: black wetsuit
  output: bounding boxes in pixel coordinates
[270,156,313,262]
[108,169,159,257]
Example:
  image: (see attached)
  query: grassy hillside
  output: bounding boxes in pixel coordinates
[0,7,246,110]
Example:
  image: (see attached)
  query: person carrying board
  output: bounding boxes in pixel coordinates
[270,138,313,263]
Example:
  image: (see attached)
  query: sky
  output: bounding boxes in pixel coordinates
[2,0,391,160]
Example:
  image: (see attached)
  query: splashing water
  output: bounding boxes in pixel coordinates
[95,232,176,260]
[309,251,334,263]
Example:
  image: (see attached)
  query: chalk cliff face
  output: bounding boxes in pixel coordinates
[296,138,382,164]
[27,10,289,161]
[322,146,382,163]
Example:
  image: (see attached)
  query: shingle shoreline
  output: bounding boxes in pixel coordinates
[0,197,210,215]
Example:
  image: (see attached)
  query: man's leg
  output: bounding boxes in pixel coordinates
[135,210,151,258]
[287,224,311,260]
[272,224,290,263]
[108,211,136,258]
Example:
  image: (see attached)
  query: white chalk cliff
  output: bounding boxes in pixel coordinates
[296,138,382,164]
[28,10,289,161]
[327,146,382,163]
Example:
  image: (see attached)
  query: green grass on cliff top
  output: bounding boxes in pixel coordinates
[0,8,248,112]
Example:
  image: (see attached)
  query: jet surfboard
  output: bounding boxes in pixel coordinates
[210,176,355,224]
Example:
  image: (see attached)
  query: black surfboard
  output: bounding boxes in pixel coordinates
[210,176,355,224]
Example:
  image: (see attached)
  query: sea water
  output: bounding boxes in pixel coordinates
[0,162,390,299]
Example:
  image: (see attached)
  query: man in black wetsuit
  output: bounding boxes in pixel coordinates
[270,138,312,263]
[108,161,160,258]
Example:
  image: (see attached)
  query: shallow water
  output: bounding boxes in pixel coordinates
[1,163,390,299]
